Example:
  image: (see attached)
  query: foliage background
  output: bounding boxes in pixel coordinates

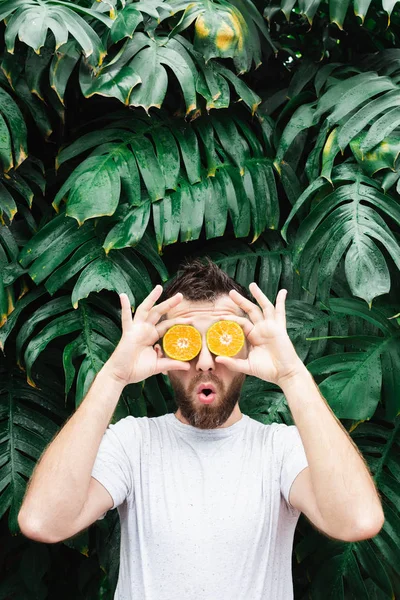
[1,0,400,597]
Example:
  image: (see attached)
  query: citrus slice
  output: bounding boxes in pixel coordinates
[206,320,245,357]
[163,325,202,361]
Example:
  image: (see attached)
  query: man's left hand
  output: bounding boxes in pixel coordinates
[215,283,305,387]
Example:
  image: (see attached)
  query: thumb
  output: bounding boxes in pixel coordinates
[215,356,250,374]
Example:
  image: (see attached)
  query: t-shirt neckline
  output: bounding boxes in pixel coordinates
[166,411,248,437]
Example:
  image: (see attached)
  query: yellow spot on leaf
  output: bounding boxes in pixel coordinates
[195,15,210,38]
[323,128,338,161]
[227,11,245,51]
[216,22,236,51]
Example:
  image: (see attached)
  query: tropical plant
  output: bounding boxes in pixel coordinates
[0,0,400,597]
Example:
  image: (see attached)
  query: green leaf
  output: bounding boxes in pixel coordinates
[110,5,144,44]
[274,103,316,170]
[0,86,28,170]
[49,40,81,104]
[2,0,109,63]
[103,202,151,253]
[329,0,351,29]
[0,364,66,533]
[27,222,95,284]
[353,0,373,23]
[65,155,121,224]
[288,169,400,308]
[71,256,135,308]
[82,34,199,115]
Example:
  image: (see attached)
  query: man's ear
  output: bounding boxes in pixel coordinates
[154,343,168,375]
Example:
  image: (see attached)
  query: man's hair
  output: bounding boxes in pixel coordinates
[159,257,253,304]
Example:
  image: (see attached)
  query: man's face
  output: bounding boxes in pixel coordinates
[155,295,249,430]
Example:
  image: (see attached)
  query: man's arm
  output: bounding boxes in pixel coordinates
[18,364,125,542]
[214,284,384,541]
[280,365,385,541]
[18,289,191,543]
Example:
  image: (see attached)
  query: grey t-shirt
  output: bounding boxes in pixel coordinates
[91,412,308,600]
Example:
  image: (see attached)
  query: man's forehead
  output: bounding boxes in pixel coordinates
[166,294,245,320]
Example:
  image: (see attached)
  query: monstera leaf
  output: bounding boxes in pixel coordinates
[169,0,275,74]
[109,0,173,43]
[0,0,113,64]
[52,112,276,245]
[304,298,400,422]
[0,362,67,534]
[15,296,121,403]
[281,163,400,308]
[16,210,167,308]
[79,32,198,114]
[78,31,261,113]
[272,69,400,181]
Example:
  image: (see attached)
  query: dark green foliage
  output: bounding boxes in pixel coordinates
[0,0,400,597]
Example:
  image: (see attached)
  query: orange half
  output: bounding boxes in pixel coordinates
[206,320,245,357]
[163,325,202,361]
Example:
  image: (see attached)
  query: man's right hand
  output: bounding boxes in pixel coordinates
[104,285,191,386]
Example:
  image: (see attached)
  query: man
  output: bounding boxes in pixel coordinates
[18,258,384,600]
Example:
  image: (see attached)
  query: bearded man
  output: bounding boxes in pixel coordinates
[18,258,384,600]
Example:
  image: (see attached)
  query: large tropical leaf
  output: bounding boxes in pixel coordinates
[78,32,261,114]
[0,0,113,64]
[53,112,276,244]
[16,297,121,403]
[280,163,400,308]
[16,209,167,308]
[169,0,275,74]
[267,63,400,190]
[0,361,67,534]
[302,296,400,421]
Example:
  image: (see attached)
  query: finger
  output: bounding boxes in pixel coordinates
[218,315,253,337]
[134,285,164,321]
[156,358,191,373]
[215,356,251,375]
[275,289,287,329]
[147,292,186,325]
[119,293,133,333]
[228,289,263,324]
[155,317,194,339]
[249,282,275,320]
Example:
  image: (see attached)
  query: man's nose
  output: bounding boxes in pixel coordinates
[195,339,215,372]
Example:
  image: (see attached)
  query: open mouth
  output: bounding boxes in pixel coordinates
[197,383,217,404]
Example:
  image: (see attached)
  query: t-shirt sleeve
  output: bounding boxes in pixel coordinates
[279,424,309,513]
[91,418,134,520]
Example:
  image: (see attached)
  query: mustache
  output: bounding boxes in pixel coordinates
[187,372,222,395]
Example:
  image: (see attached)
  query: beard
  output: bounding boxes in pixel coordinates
[168,370,245,429]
